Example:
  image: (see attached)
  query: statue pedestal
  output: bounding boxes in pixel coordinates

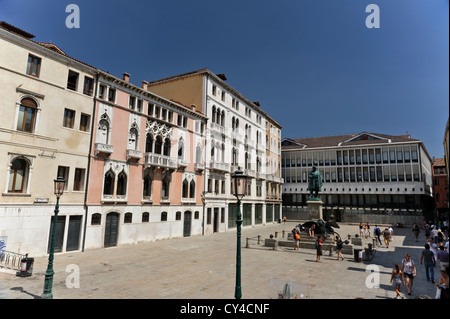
[307,200,323,220]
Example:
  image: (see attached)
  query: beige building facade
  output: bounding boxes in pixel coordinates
[0,22,96,256]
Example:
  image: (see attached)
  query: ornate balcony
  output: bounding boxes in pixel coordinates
[178,159,188,168]
[94,143,114,156]
[244,168,256,178]
[144,153,178,169]
[210,122,226,135]
[209,161,230,173]
[195,163,205,171]
[126,149,142,161]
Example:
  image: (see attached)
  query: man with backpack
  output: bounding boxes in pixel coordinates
[383,227,391,248]
[374,225,382,245]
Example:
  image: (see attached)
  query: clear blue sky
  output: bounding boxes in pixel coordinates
[1,0,448,158]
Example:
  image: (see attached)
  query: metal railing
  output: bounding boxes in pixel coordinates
[0,250,25,271]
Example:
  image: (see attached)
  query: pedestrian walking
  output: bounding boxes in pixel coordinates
[383,227,391,248]
[420,243,436,283]
[359,222,364,237]
[437,246,449,271]
[390,264,405,299]
[401,253,417,296]
[374,225,382,245]
[283,217,287,225]
[412,223,420,242]
[431,226,439,243]
[388,225,394,239]
[315,235,323,262]
[335,235,344,261]
[292,228,300,251]
[365,222,371,238]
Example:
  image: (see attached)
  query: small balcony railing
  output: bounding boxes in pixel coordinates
[144,153,178,169]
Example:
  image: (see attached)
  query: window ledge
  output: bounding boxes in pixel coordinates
[2,193,32,197]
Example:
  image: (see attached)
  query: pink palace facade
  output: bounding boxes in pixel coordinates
[83,71,207,249]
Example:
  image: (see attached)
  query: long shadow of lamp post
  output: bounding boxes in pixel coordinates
[41,176,66,299]
[231,167,248,299]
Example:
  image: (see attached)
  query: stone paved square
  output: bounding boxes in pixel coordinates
[0,221,441,300]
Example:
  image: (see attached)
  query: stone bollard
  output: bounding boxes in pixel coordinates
[329,245,334,256]
[246,238,249,248]
[275,231,278,238]
[282,230,286,238]
[257,235,261,244]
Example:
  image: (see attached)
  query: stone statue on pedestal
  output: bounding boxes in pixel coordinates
[308,165,322,200]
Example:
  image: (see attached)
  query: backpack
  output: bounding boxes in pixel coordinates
[374,227,381,236]
[425,228,430,236]
[295,233,300,240]
[315,240,319,249]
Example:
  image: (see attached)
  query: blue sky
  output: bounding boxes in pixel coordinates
[1,0,448,158]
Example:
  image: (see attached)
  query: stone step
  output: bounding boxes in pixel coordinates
[265,238,355,255]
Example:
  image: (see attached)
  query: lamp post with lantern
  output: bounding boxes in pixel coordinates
[231,167,248,299]
[41,176,66,299]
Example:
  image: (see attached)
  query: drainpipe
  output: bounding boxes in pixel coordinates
[81,72,99,252]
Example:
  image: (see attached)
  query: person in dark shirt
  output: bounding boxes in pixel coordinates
[420,243,436,283]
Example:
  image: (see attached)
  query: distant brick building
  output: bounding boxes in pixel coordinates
[432,157,448,220]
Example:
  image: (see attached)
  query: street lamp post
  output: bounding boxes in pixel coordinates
[231,167,248,299]
[41,176,66,299]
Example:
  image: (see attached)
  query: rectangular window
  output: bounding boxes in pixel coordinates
[148,103,154,116]
[57,166,70,190]
[98,84,106,99]
[26,54,41,77]
[83,76,94,96]
[67,70,79,91]
[108,88,116,102]
[63,109,75,128]
[73,168,85,191]
[79,113,90,132]
[129,96,136,110]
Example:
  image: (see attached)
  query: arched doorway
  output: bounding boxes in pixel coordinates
[183,211,192,237]
[104,212,119,247]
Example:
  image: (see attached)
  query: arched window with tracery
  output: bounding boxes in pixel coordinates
[116,170,127,196]
[103,169,115,195]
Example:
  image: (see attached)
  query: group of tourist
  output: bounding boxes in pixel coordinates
[389,221,449,299]
[291,224,344,263]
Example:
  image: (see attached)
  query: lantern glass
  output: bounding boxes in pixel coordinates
[54,176,66,197]
[231,169,247,200]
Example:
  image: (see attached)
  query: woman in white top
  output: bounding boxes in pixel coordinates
[401,253,417,296]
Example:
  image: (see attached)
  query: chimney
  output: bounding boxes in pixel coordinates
[123,72,130,82]
[216,73,227,81]
[253,101,260,107]
[191,104,196,110]
[142,81,148,90]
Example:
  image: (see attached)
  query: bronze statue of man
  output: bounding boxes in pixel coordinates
[308,165,322,200]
